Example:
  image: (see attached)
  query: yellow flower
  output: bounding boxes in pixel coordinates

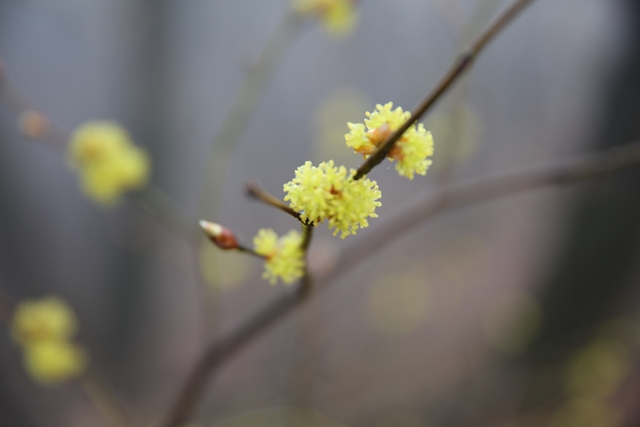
[11,296,87,385]
[23,340,87,385]
[283,160,381,238]
[291,0,357,35]
[253,229,305,285]
[345,102,435,180]
[69,121,150,206]
[11,297,77,346]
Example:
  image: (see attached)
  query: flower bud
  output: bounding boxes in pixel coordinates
[199,220,239,250]
[19,110,50,139]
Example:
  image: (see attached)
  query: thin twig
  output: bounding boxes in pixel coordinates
[160,281,312,427]
[162,221,315,427]
[77,368,133,427]
[245,180,301,220]
[353,0,536,180]
[237,244,266,259]
[0,57,70,153]
[335,140,640,280]
[197,11,305,217]
[130,186,198,242]
[429,0,465,38]
[161,139,640,427]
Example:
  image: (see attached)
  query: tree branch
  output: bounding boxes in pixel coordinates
[163,219,315,427]
[160,1,539,425]
[160,280,312,427]
[161,139,640,427]
[335,140,640,280]
[353,0,536,180]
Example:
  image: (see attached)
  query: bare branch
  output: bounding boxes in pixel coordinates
[335,140,640,280]
[161,139,640,427]
[77,368,133,427]
[162,221,315,427]
[160,281,312,427]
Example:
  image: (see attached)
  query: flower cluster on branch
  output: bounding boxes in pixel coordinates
[202,101,434,284]
[346,102,434,179]
[283,160,381,238]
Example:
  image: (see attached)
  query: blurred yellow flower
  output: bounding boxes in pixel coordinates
[11,297,77,346]
[23,340,87,385]
[283,160,381,238]
[69,121,150,206]
[291,0,357,35]
[253,229,305,285]
[345,102,434,180]
[564,340,630,399]
[11,297,87,385]
[551,397,620,427]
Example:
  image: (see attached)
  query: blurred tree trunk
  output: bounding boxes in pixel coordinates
[108,0,171,367]
[520,0,640,409]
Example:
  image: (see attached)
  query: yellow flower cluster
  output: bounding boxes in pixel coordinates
[11,297,87,385]
[291,0,357,35]
[68,121,150,206]
[283,160,381,238]
[345,102,435,180]
[253,229,305,284]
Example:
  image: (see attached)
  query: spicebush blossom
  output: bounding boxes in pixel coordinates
[69,121,150,206]
[253,228,305,284]
[345,102,434,179]
[283,160,381,238]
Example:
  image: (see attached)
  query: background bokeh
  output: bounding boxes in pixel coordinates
[1,0,639,426]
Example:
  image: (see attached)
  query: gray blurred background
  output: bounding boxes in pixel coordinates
[1,0,639,426]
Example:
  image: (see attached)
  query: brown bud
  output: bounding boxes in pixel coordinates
[18,110,50,139]
[199,220,238,250]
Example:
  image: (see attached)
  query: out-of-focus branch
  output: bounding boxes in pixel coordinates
[197,11,305,218]
[131,186,198,242]
[161,139,640,427]
[0,56,197,243]
[353,0,536,180]
[335,140,640,279]
[429,0,465,37]
[160,260,313,427]
[78,368,133,427]
[0,57,69,153]
[165,219,315,427]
